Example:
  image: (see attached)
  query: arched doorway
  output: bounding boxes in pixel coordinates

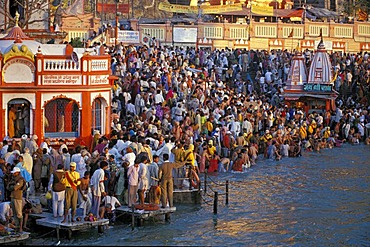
[92,97,108,135]
[7,99,31,138]
[44,97,80,138]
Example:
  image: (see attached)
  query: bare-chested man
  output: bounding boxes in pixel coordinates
[248,143,258,165]
[241,148,250,169]
[78,171,91,216]
[219,156,230,172]
[236,133,245,147]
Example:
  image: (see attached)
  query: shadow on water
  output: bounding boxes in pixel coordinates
[28,144,370,246]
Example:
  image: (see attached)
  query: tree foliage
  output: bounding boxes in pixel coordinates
[69,37,84,48]
[0,0,49,29]
[342,0,370,17]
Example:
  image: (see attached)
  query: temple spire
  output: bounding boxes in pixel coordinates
[15,11,20,27]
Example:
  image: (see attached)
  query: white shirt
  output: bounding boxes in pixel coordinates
[138,163,149,190]
[127,164,139,186]
[59,144,68,155]
[122,152,136,167]
[47,170,66,201]
[109,147,121,162]
[71,153,86,178]
[0,145,8,159]
[242,119,253,134]
[0,202,12,222]
[154,93,165,104]
[115,140,131,154]
[155,142,174,164]
[90,168,105,196]
[22,152,33,175]
[265,71,272,82]
[126,103,136,115]
[102,195,121,211]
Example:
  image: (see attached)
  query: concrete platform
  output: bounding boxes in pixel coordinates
[34,212,109,240]
[173,188,202,204]
[0,230,30,245]
[115,205,176,226]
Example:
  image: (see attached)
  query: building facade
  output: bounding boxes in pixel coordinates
[99,18,370,54]
[0,20,114,149]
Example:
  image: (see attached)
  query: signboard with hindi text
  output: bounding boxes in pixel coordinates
[158,2,242,14]
[303,84,332,93]
[42,75,82,85]
[173,27,197,43]
[90,75,109,85]
[117,31,140,43]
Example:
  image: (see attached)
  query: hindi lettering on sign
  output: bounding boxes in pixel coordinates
[43,75,82,85]
[303,84,332,92]
[117,31,140,43]
[90,75,109,85]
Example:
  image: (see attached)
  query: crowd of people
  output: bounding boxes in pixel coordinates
[0,42,370,232]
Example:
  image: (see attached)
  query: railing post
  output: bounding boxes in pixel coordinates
[225,180,229,205]
[204,171,207,194]
[188,167,192,190]
[131,204,135,231]
[213,192,218,215]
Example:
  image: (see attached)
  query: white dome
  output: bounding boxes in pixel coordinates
[286,52,308,89]
[307,41,333,84]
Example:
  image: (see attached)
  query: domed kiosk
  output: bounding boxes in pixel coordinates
[0,13,115,149]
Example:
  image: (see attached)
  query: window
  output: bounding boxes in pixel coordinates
[44,98,79,138]
[92,98,104,135]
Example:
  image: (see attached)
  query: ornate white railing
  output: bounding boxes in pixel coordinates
[44,59,80,71]
[91,60,109,71]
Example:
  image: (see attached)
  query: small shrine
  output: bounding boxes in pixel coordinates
[283,35,339,114]
[0,13,115,149]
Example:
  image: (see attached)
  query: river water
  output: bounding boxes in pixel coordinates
[30,144,370,246]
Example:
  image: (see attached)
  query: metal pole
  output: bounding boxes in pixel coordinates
[101,0,104,25]
[213,192,218,214]
[131,204,135,231]
[353,0,356,20]
[115,1,118,46]
[275,0,278,38]
[303,0,306,24]
[204,171,207,194]
[225,180,229,205]
[248,0,252,41]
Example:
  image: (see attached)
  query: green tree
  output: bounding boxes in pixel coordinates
[342,0,370,17]
[69,37,84,48]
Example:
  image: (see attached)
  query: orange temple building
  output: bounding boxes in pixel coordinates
[0,16,114,149]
